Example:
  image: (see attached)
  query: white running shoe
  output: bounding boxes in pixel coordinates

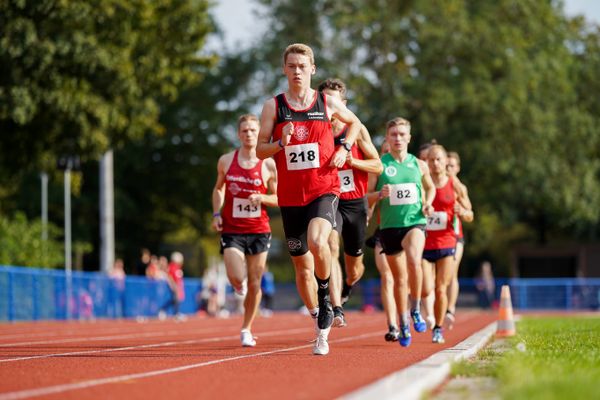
[312,327,330,355]
[426,315,435,331]
[235,279,248,297]
[444,311,455,331]
[241,329,256,347]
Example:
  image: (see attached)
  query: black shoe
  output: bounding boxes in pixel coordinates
[317,295,334,330]
[341,283,352,305]
[333,306,347,327]
[384,325,399,342]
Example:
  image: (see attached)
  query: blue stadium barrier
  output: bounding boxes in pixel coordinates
[2,265,599,322]
[0,265,202,322]
[358,277,600,311]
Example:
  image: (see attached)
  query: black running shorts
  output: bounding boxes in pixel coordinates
[334,197,368,257]
[220,233,272,255]
[280,194,339,257]
[379,225,426,255]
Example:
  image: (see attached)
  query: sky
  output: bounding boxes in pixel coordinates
[211,0,600,48]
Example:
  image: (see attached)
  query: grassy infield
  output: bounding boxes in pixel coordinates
[451,316,600,399]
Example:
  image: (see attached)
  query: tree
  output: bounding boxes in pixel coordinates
[0,212,64,268]
[0,0,215,184]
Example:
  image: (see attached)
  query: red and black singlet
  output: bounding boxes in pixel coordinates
[272,92,340,207]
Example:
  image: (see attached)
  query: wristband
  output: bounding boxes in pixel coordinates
[212,212,221,217]
[342,142,352,152]
[277,138,284,148]
[378,191,383,199]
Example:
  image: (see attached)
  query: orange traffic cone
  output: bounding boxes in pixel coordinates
[496,285,516,337]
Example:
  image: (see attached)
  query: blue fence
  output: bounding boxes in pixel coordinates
[2,265,599,322]
[359,277,600,311]
[0,265,202,322]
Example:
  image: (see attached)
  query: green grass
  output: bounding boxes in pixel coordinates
[451,316,600,400]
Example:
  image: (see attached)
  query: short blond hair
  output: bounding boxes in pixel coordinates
[283,43,315,65]
[428,144,448,158]
[237,114,259,130]
[386,117,411,131]
[447,151,461,165]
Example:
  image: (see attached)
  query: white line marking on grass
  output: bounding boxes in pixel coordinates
[0,331,380,400]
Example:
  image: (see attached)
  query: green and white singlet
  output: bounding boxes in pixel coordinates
[376,152,426,229]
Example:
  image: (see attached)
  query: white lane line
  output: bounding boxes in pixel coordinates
[0,330,381,400]
[0,318,304,348]
[0,320,379,363]
[0,326,310,363]
[0,325,235,348]
[341,321,498,400]
[0,317,251,342]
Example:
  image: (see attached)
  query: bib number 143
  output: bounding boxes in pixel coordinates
[233,198,261,218]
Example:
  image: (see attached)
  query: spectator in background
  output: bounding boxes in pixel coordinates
[109,258,126,317]
[158,252,186,321]
[476,261,496,309]
[158,255,169,280]
[136,248,151,275]
[145,255,162,280]
[261,267,276,317]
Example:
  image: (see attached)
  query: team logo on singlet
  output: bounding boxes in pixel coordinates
[229,182,241,195]
[294,126,310,142]
[253,179,261,186]
[287,238,302,251]
[385,166,397,177]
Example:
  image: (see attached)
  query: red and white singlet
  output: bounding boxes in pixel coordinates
[221,150,271,234]
[272,92,339,207]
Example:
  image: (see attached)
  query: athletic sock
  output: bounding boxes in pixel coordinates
[316,276,330,299]
[400,312,410,327]
[342,281,353,297]
[309,307,319,319]
[410,298,421,312]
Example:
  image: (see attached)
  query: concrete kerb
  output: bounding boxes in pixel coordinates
[341,321,498,400]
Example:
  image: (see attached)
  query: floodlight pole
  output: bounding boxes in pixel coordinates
[64,165,72,320]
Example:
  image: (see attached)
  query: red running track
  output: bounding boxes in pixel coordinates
[0,310,496,400]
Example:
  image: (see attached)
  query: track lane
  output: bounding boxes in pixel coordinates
[0,311,496,399]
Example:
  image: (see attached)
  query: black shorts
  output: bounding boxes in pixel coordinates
[220,233,272,255]
[379,225,426,255]
[334,197,368,257]
[423,247,456,263]
[365,227,380,249]
[280,194,339,257]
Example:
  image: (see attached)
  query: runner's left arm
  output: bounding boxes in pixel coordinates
[250,158,279,207]
[453,176,474,222]
[346,125,383,174]
[418,159,435,217]
[327,94,361,168]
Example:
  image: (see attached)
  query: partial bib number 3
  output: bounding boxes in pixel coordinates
[389,183,418,205]
[338,170,355,193]
[233,197,261,218]
[285,143,320,171]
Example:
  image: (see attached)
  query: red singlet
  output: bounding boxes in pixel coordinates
[272,92,339,207]
[334,128,368,200]
[425,177,457,250]
[221,150,271,234]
